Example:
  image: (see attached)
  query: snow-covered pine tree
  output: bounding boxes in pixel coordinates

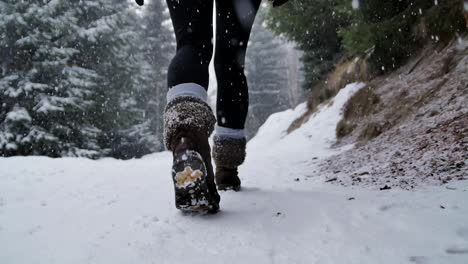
[0,0,166,158]
[136,0,174,152]
[105,0,174,158]
[0,0,102,157]
[69,0,155,158]
[245,8,291,139]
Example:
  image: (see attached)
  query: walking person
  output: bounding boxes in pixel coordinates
[135,0,289,214]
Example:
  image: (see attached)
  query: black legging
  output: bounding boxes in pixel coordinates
[166,0,261,130]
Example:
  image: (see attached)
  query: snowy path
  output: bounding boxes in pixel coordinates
[1,84,468,264]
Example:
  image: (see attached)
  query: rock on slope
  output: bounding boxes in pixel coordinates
[319,38,468,190]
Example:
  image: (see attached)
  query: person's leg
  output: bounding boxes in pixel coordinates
[164,0,219,213]
[166,0,213,91]
[212,0,262,190]
[214,0,261,129]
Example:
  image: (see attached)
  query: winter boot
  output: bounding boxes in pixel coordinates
[164,95,220,213]
[212,133,247,191]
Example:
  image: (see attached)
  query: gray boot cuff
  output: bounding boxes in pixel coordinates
[163,96,216,150]
[212,135,247,168]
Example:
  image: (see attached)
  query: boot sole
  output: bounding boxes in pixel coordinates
[172,150,219,214]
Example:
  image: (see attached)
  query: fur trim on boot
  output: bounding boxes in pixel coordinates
[163,96,216,151]
[212,135,247,168]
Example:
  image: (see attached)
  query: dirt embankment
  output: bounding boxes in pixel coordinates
[319,38,468,190]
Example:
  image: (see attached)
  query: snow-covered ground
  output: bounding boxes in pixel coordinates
[1,83,467,264]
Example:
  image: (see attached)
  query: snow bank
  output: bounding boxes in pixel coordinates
[248,82,365,159]
[247,101,307,147]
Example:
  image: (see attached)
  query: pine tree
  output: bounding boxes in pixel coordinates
[340,0,466,71]
[60,0,126,156]
[132,0,174,154]
[0,0,102,157]
[0,0,155,158]
[109,0,174,158]
[245,9,291,139]
[266,0,350,90]
[1,0,174,158]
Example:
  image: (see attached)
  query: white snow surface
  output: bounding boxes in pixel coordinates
[1,83,468,264]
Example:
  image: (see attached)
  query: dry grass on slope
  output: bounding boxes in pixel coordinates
[336,86,381,139]
[320,37,468,190]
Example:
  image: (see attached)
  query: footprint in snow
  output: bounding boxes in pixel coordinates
[409,256,429,264]
[441,227,468,255]
[134,215,159,228]
[379,203,403,211]
[379,204,395,211]
[28,225,42,235]
[445,245,468,255]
